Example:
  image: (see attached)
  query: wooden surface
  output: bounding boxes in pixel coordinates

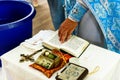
[32,1,54,35]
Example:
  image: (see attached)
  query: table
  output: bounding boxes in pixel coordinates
[1,30,120,80]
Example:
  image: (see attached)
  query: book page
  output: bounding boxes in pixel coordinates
[42,31,89,57]
[48,34,61,46]
[62,36,84,50]
[61,36,89,57]
[42,31,62,49]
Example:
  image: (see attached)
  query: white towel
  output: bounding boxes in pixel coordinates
[20,30,55,50]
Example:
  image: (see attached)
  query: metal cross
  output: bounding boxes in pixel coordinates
[19,48,43,62]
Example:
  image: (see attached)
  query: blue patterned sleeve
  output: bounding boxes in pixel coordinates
[68,2,88,22]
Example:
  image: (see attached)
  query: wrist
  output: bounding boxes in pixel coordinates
[66,18,78,26]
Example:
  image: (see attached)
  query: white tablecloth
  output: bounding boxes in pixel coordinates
[1,30,120,80]
[77,44,120,80]
[0,68,3,80]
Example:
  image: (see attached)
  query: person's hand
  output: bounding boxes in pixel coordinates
[58,18,78,43]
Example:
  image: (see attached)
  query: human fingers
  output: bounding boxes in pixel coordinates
[58,22,67,43]
[65,31,71,42]
[58,23,66,37]
[59,26,68,43]
[59,29,67,43]
[58,18,78,42]
[59,29,71,43]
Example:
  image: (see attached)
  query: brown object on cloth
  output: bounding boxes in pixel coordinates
[29,49,72,78]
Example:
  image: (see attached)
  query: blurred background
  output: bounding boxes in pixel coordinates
[32,0,54,35]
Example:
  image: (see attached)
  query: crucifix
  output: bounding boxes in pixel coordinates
[19,48,43,62]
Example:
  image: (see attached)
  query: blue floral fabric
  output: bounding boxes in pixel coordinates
[64,0,88,35]
[68,2,87,22]
[64,0,120,53]
[83,0,120,53]
[47,0,120,53]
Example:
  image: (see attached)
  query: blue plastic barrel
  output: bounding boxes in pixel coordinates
[0,0,36,66]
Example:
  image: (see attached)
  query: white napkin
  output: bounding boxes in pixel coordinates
[20,30,55,50]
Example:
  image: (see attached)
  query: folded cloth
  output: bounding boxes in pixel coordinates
[20,30,55,50]
[30,49,72,78]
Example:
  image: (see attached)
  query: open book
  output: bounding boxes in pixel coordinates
[42,31,89,57]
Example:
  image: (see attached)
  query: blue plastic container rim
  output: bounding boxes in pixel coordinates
[0,0,36,30]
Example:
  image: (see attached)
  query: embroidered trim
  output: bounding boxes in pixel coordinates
[107,28,120,50]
